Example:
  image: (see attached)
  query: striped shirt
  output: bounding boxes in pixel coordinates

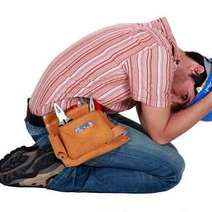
[29,16,180,116]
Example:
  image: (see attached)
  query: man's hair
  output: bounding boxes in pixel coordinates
[184,51,208,95]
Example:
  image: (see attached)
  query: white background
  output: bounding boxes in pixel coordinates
[0,0,211,211]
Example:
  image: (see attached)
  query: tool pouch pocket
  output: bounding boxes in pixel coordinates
[43,103,129,167]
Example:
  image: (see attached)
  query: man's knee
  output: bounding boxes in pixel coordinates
[162,154,185,191]
[172,152,186,179]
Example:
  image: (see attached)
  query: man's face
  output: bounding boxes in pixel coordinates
[171,53,205,112]
[171,76,196,111]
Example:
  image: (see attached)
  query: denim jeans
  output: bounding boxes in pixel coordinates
[24,113,185,193]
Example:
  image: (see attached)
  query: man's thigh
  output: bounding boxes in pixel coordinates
[84,113,185,176]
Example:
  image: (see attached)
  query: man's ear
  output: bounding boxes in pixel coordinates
[190,64,205,75]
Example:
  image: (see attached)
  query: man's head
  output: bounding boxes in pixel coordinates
[171,50,208,112]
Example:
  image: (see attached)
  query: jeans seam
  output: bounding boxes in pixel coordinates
[48,167,91,188]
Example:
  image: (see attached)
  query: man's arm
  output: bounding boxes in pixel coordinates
[137,92,212,144]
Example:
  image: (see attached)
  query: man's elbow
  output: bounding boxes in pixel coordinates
[150,133,171,145]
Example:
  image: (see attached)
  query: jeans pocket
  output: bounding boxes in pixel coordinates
[25,119,48,135]
[24,119,49,146]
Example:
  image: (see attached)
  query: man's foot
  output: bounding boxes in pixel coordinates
[0,144,65,188]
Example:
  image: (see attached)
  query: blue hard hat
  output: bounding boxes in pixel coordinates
[191,57,212,121]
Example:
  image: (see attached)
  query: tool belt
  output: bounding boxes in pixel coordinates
[42,97,129,167]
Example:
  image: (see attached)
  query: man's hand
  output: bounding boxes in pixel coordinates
[137,92,212,144]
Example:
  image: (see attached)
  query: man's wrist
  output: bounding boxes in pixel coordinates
[201,92,212,111]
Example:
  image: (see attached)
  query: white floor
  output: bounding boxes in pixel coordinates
[0,0,211,211]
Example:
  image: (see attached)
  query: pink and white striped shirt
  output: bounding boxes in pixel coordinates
[29,17,180,116]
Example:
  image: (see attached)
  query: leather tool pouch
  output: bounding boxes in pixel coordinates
[42,103,129,167]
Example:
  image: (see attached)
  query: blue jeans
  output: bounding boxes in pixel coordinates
[24,113,185,193]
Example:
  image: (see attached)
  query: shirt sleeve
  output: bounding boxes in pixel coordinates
[128,44,174,108]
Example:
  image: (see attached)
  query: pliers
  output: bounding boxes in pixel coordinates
[53,96,96,126]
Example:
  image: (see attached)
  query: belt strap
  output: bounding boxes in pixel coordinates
[25,98,45,127]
